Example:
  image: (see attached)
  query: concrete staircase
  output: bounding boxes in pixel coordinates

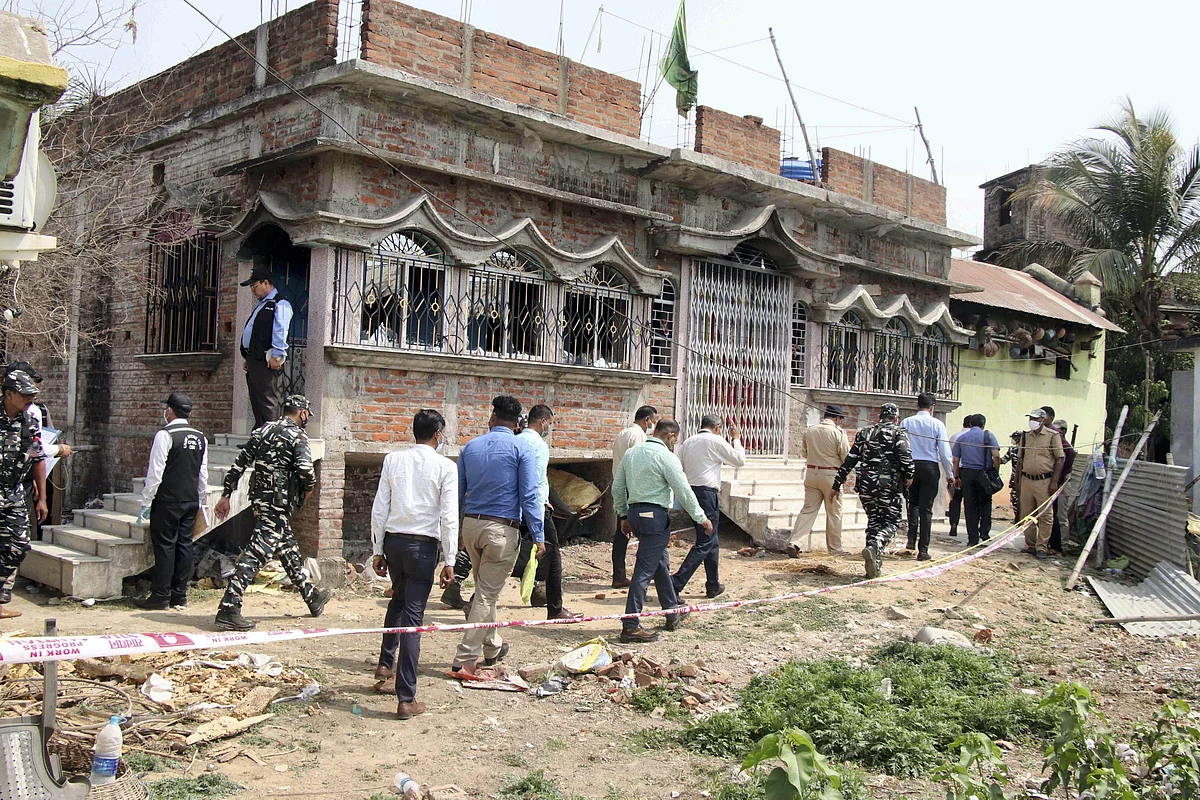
[720,457,868,552]
[20,435,324,598]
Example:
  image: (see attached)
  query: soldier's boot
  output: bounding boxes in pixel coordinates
[307,587,332,618]
[215,606,256,631]
[441,581,465,609]
[862,545,880,579]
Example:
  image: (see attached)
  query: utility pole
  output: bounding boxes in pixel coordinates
[914,106,939,185]
[768,28,821,189]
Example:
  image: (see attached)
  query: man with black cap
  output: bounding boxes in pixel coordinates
[787,405,850,558]
[239,267,294,429]
[0,369,46,618]
[133,392,209,611]
[212,394,330,630]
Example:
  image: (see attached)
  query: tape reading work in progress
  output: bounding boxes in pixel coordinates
[0,501,1051,665]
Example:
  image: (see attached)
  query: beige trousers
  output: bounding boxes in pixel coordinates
[789,470,844,552]
[1019,477,1053,551]
[453,517,520,666]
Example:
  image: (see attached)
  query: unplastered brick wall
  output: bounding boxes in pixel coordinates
[821,147,947,226]
[359,0,640,137]
[693,106,781,173]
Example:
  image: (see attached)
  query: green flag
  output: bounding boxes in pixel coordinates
[659,0,698,117]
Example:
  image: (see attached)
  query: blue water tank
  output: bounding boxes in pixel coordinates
[781,157,820,182]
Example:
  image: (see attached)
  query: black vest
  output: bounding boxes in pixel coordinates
[241,298,277,361]
[154,424,206,507]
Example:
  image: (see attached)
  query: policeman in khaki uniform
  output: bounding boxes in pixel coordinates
[788,405,850,558]
[833,403,914,578]
[0,370,46,618]
[212,394,330,631]
[1015,407,1065,559]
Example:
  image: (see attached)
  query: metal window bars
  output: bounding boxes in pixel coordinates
[650,278,675,375]
[791,301,808,387]
[331,237,663,372]
[145,233,220,355]
[817,316,958,399]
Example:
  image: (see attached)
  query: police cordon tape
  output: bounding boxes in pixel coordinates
[0,492,1062,665]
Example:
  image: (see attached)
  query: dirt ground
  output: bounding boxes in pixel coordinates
[3,514,1197,800]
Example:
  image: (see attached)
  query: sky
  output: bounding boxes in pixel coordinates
[43,0,1200,247]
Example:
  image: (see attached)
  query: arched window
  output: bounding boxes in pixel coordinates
[360,230,447,350]
[467,249,549,359]
[873,318,910,393]
[791,302,808,387]
[650,278,675,375]
[562,265,634,368]
[728,242,776,270]
[826,311,864,390]
[912,325,951,395]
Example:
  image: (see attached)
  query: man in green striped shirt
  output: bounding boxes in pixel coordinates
[613,418,712,643]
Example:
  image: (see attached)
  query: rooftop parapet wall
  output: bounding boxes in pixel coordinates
[821,146,946,226]
[693,106,781,173]
[359,0,641,138]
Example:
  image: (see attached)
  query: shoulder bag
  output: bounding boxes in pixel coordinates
[984,430,1004,494]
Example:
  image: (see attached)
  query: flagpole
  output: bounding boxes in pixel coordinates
[768,27,822,189]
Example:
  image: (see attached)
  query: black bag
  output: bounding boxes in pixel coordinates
[984,430,1005,494]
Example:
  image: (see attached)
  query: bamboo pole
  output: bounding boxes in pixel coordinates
[1092,405,1128,568]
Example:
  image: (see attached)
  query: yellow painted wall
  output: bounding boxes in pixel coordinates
[956,335,1108,453]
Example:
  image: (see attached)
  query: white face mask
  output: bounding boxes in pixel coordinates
[1028,419,1042,431]
[162,409,170,426]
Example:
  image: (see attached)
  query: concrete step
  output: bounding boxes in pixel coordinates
[213,433,250,448]
[104,487,223,516]
[723,479,807,499]
[722,464,806,482]
[48,526,154,579]
[21,541,116,598]
[75,509,146,540]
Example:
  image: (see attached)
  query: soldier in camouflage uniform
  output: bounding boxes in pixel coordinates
[832,403,915,578]
[212,394,331,631]
[0,370,47,618]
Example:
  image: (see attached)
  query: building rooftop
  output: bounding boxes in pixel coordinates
[950,259,1121,332]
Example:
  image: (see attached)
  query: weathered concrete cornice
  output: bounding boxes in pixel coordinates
[649,205,838,278]
[812,284,972,344]
[223,191,666,295]
[809,388,962,414]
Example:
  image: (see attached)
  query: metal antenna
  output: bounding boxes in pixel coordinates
[914,106,940,185]
[768,28,821,188]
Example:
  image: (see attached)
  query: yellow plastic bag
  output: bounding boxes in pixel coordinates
[520,549,538,605]
[557,637,613,674]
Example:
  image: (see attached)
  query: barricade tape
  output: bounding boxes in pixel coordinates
[0,492,1060,665]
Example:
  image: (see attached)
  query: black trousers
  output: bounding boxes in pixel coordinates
[149,500,198,605]
[246,358,282,430]
[906,461,941,554]
[959,468,993,545]
[612,516,629,582]
[378,533,439,703]
[948,486,963,533]
[1049,497,1063,552]
[673,486,720,594]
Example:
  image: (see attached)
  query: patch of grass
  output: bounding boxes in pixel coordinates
[367,794,401,800]
[124,752,177,773]
[235,734,276,749]
[498,770,583,800]
[148,773,243,800]
[630,684,690,722]
[674,642,1054,778]
[543,737,568,751]
[504,753,530,768]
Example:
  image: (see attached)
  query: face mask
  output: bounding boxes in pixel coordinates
[299,413,310,430]
[1028,419,1042,431]
[541,426,551,440]
[162,409,170,426]
[436,441,446,453]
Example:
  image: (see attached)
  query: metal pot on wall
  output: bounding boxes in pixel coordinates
[982,341,1000,357]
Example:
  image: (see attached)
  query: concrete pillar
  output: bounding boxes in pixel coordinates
[231,259,255,435]
[305,246,335,438]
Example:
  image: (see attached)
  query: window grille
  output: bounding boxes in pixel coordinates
[790,302,807,387]
[650,279,675,374]
[825,312,865,390]
[873,318,909,393]
[145,234,220,355]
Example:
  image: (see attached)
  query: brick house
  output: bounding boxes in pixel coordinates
[14,0,983,587]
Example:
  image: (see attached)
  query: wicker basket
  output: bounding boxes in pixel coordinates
[49,738,149,800]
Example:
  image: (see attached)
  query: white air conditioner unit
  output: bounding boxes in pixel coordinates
[0,111,53,232]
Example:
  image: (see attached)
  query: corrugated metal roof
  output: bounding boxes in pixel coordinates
[950,259,1122,332]
[1088,562,1200,636]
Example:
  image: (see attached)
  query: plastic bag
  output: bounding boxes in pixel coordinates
[519,547,538,604]
[557,637,613,674]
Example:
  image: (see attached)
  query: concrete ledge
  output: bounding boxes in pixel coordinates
[134,352,225,375]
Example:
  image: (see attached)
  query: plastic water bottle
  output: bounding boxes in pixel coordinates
[880,678,893,699]
[1092,449,1106,480]
[394,773,421,799]
[90,716,123,786]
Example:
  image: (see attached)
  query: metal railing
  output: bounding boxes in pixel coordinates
[145,234,220,355]
[814,321,958,399]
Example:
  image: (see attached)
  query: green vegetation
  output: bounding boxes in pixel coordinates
[148,773,242,800]
[124,751,178,774]
[498,770,584,800]
[674,642,1053,777]
[630,684,690,722]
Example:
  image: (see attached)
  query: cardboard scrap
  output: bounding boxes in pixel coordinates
[233,686,280,719]
[185,713,274,745]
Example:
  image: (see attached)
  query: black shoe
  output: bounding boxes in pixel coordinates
[949,528,959,537]
[906,540,917,551]
[482,642,509,666]
[862,546,879,578]
[307,587,332,618]
[665,608,690,631]
[530,583,547,608]
[215,607,256,631]
[705,583,726,599]
[133,595,169,611]
[619,627,659,644]
[967,539,979,547]
[0,586,13,604]
[917,552,933,562]
[441,582,465,609]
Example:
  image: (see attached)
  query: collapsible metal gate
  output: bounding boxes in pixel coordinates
[684,257,790,454]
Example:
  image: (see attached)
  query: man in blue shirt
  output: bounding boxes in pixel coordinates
[517,404,578,620]
[451,395,544,676]
[951,414,1000,546]
[900,392,954,560]
[240,267,294,429]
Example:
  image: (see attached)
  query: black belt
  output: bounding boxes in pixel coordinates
[1022,471,1053,481]
[464,513,519,529]
[385,532,432,540]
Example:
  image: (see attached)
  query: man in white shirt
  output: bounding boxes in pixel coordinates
[370,409,458,720]
[518,404,579,620]
[134,392,208,611]
[672,415,745,598]
[610,404,658,588]
[900,392,955,560]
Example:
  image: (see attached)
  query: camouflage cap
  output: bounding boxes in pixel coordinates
[2,369,39,396]
[282,394,311,412]
[880,402,900,418]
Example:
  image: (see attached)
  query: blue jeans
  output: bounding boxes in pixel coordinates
[672,486,720,594]
[623,503,682,632]
[378,534,440,703]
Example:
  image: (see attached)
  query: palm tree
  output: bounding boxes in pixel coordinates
[998,101,1200,443]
